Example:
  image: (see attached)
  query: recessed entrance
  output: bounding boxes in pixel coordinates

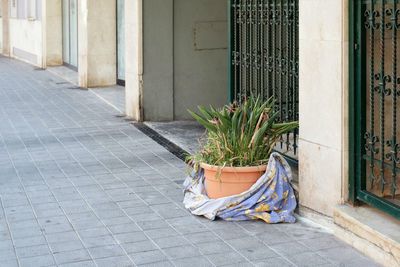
[350,0,400,219]
[117,0,125,86]
[62,0,78,70]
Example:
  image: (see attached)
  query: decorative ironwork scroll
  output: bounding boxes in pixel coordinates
[230,0,299,158]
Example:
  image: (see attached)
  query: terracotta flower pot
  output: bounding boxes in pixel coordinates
[200,163,267,199]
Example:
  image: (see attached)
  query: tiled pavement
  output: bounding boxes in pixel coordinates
[0,56,379,267]
[89,87,125,115]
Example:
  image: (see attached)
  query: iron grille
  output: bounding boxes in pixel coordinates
[352,0,400,218]
[229,0,299,158]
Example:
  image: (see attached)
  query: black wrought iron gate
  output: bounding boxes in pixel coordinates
[229,0,299,157]
[351,0,400,218]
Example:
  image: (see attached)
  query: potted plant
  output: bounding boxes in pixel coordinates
[188,96,298,199]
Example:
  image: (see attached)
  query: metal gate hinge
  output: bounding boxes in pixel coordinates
[354,43,359,50]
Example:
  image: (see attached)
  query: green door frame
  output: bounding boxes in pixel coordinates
[349,0,400,219]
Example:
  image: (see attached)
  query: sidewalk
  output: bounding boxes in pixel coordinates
[0,56,379,267]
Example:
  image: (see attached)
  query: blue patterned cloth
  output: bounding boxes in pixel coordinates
[183,152,297,223]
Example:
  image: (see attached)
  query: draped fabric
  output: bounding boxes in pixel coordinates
[183,152,297,223]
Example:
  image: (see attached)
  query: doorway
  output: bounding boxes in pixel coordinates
[62,0,78,70]
[117,0,125,85]
[350,0,400,219]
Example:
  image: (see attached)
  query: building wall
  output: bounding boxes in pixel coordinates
[0,17,3,51]
[140,0,227,121]
[173,0,228,120]
[9,18,43,66]
[45,0,62,66]
[298,0,349,217]
[142,0,173,121]
[124,0,142,120]
[78,0,117,88]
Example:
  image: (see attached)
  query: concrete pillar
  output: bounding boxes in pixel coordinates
[141,0,174,121]
[298,0,349,216]
[1,0,9,56]
[44,0,62,66]
[78,0,117,88]
[125,0,143,120]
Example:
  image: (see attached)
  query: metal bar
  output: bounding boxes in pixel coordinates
[357,190,400,219]
[389,0,398,198]
[379,0,386,194]
[292,0,298,154]
[285,1,290,150]
[366,0,377,189]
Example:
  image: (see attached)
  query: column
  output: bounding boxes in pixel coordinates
[1,0,9,56]
[298,0,349,216]
[78,0,117,88]
[44,0,63,66]
[125,0,143,120]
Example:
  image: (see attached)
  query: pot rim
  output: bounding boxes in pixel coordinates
[200,162,267,173]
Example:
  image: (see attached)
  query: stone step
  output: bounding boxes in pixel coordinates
[333,205,400,267]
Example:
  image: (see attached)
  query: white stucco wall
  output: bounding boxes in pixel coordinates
[9,18,43,66]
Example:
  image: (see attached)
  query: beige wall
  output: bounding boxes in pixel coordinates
[0,17,3,51]
[2,0,62,67]
[78,0,117,88]
[298,0,349,217]
[125,0,143,120]
[45,0,62,66]
[1,0,9,56]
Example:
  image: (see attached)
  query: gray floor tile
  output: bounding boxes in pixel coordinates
[53,249,92,265]
[19,254,55,267]
[239,246,279,261]
[48,240,85,253]
[254,257,295,266]
[184,232,221,244]
[172,257,211,267]
[162,245,202,259]
[270,241,311,256]
[138,261,174,267]
[121,240,158,254]
[58,260,97,267]
[0,259,19,267]
[196,241,233,255]
[81,235,117,248]
[226,236,265,250]
[145,227,178,239]
[108,223,140,234]
[114,232,148,244]
[152,236,190,249]
[130,249,167,265]
[15,244,51,259]
[88,244,125,259]
[317,246,370,265]
[45,231,81,243]
[0,248,17,262]
[299,236,346,251]
[205,251,247,266]
[288,251,330,267]
[95,255,134,267]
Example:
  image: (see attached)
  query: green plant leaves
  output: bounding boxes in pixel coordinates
[188,96,298,167]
